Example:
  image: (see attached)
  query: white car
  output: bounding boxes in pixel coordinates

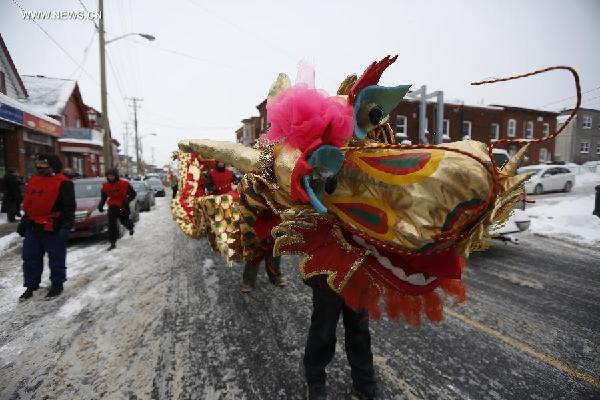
[518,165,575,195]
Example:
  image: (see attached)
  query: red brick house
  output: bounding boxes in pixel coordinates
[22,75,104,177]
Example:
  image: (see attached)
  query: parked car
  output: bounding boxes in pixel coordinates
[131,180,155,211]
[71,178,140,238]
[518,165,576,195]
[146,178,166,197]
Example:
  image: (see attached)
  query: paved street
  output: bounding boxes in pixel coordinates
[0,198,599,399]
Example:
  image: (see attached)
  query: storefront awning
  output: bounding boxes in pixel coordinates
[0,92,62,137]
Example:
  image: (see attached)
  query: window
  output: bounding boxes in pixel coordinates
[507,119,516,137]
[395,115,407,137]
[462,121,472,139]
[524,121,533,139]
[442,119,450,140]
[75,117,81,128]
[491,123,499,140]
[596,143,600,155]
[0,71,5,94]
[543,123,549,137]
[582,115,592,129]
[580,142,590,154]
[539,148,549,163]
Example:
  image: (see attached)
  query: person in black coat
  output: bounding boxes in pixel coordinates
[1,168,23,222]
[17,154,76,300]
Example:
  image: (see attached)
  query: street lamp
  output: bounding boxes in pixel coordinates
[137,132,157,175]
[106,33,156,44]
[98,0,155,171]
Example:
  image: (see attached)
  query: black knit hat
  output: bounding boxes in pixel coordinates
[36,153,62,173]
[105,168,120,179]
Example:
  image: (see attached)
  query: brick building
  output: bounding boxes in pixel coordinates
[22,75,104,177]
[0,35,62,179]
[389,100,558,165]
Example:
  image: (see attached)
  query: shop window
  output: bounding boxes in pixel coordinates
[395,115,407,137]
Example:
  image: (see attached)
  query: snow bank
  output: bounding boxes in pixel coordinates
[574,172,600,188]
[0,233,20,256]
[526,195,600,244]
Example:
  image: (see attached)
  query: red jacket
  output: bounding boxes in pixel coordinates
[102,180,131,208]
[23,175,64,231]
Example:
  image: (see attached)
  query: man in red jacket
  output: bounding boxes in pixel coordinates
[18,154,76,300]
[205,161,235,195]
[98,168,136,251]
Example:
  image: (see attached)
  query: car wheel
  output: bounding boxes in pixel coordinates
[534,184,543,195]
[563,181,572,193]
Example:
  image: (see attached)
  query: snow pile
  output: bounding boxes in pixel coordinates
[574,172,600,188]
[526,195,600,244]
[0,233,20,256]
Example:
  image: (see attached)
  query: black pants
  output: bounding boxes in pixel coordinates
[108,205,133,244]
[22,228,69,287]
[4,200,19,222]
[304,286,377,392]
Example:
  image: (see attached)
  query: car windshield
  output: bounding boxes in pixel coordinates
[147,179,163,187]
[131,182,147,191]
[74,182,102,198]
[492,153,509,168]
[518,168,542,175]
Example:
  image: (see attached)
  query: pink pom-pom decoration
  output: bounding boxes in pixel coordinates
[266,86,354,151]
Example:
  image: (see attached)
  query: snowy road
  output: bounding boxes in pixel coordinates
[1,198,599,399]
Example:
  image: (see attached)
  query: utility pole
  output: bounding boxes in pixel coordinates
[128,97,143,176]
[122,122,130,176]
[98,0,112,170]
[405,85,445,144]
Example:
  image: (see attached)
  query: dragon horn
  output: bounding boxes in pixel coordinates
[267,73,292,101]
[178,139,260,173]
[501,144,530,176]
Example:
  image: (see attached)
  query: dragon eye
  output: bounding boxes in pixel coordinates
[368,105,384,125]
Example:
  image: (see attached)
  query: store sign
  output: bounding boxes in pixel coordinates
[24,113,62,137]
[23,130,53,146]
[0,103,24,125]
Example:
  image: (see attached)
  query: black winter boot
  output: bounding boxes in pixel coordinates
[46,283,63,298]
[107,243,116,251]
[19,286,39,301]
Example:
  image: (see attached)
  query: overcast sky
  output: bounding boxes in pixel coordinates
[2,0,599,167]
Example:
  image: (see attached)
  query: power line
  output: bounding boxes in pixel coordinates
[541,85,600,108]
[11,0,98,85]
[75,0,98,29]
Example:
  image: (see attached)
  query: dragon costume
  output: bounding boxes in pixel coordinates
[171,57,580,325]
